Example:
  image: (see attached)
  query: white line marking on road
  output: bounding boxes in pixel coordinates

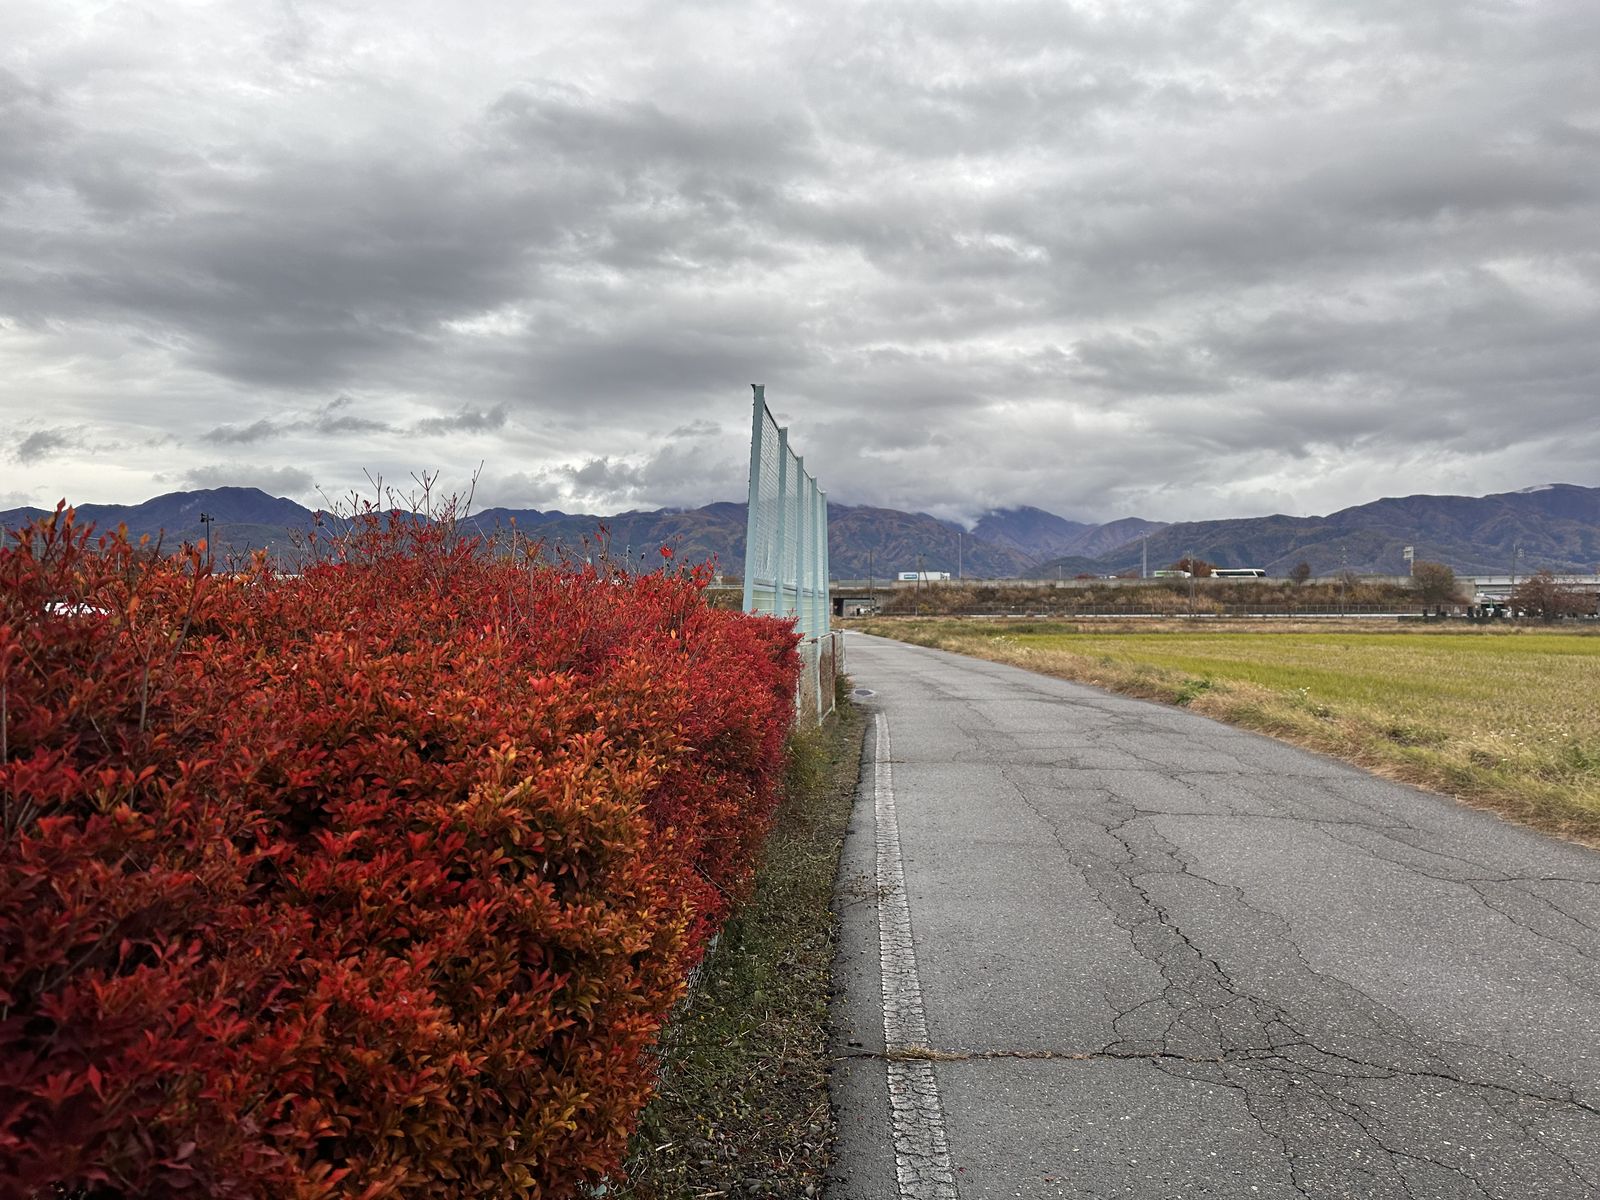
[874,712,960,1199]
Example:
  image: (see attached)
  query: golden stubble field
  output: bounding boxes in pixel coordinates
[854,618,1600,843]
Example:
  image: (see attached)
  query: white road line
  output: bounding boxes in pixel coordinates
[874,712,960,1200]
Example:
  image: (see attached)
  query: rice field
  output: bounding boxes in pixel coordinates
[855,619,1600,842]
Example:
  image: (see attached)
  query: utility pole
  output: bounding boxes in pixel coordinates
[198,512,215,571]
[1141,534,1148,580]
[916,553,924,617]
[1512,542,1522,587]
[1339,546,1347,616]
[867,548,874,614]
[1188,549,1196,616]
[957,530,963,581]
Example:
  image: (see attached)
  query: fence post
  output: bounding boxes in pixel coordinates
[742,385,765,615]
[820,488,832,705]
[808,472,818,631]
[773,428,789,620]
[800,471,813,636]
[801,469,813,627]
[798,461,821,712]
[813,482,826,639]
[820,488,830,631]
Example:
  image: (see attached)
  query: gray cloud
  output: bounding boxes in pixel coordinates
[494,421,744,512]
[14,427,77,463]
[204,418,281,445]
[0,0,1596,523]
[411,405,508,435]
[319,413,391,434]
[313,396,390,435]
[184,464,315,497]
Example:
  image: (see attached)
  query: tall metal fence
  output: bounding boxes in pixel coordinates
[741,384,840,721]
[742,385,831,638]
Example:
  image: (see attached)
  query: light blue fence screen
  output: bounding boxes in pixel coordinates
[740,384,839,721]
[741,384,831,640]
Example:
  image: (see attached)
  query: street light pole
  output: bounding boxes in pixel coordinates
[198,512,215,571]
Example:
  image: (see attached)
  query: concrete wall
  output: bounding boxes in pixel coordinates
[796,631,845,728]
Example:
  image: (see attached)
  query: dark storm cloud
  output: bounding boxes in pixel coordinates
[2,0,1597,522]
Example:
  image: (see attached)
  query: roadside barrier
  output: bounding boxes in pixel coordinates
[740,383,841,727]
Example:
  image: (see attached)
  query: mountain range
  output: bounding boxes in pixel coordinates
[5,483,1599,579]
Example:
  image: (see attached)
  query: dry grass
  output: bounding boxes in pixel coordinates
[615,694,867,1200]
[855,618,1600,843]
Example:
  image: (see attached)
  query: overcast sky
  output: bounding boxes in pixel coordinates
[3,0,1597,525]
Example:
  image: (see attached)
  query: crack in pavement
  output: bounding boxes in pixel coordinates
[979,709,1600,1197]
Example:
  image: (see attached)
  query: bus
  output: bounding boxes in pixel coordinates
[1211,568,1268,579]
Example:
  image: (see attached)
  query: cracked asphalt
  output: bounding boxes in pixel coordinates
[829,634,1600,1199]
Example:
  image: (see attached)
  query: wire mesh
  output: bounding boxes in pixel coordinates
[750,409,781,586]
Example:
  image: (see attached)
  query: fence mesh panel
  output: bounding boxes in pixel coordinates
[747,406,782,592]
[782,459,800,607]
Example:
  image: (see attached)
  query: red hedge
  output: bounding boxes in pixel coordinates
[0,508,799,1198]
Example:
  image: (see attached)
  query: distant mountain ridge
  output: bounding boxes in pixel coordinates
[5,483,1599,578]
[1031,484,1600,579]
[973,507,1169,561]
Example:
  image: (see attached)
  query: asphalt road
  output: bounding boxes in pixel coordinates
[829,633,1600,1200]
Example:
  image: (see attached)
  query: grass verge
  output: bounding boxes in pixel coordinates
[614,688,867,1200]
[855,618,1600,844]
